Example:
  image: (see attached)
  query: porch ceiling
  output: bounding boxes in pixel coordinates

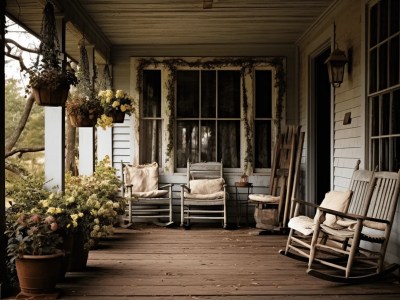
[6,0,335,63]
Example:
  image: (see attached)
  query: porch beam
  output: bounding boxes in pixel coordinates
[44,15,66,191]
[79,45,95,176]
[53,0,111,63]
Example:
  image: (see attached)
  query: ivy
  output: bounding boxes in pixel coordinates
[135,57,286,173]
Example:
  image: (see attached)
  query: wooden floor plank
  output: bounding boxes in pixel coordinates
[52,225,400,299]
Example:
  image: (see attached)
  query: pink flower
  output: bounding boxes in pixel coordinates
[45,216,55,224]
[17,214,26,224]
[50,222,58,231]
[28,226,39,235]
[29,214,41,223]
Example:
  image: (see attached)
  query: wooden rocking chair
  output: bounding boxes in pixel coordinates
[279,160,374,262]
[307,170,400,283]
[180,161,228,228]
[121,162,174,227]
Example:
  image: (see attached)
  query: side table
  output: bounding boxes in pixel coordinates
[234,182,253,227]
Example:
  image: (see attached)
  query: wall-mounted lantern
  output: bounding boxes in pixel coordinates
[325,23,348,88]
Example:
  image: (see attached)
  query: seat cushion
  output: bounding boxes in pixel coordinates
[130,190,169,198]
[248,194,280,203]
[184,191,226,200]
[124,162,159,192]
[288,215,314,236]
[189,178,224,194]
[314,190,352,228]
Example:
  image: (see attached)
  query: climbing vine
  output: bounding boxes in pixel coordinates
[135,57,286,173]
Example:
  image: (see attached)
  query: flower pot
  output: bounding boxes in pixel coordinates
[69,113,99,127]
[108,110,126,123]
[15,252,64,297]
[67,230,89,272]
[32,86,69,106]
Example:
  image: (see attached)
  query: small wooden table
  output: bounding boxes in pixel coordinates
[234,182,253,227]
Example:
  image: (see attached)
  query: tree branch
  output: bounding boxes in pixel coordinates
[5,147,45,158]
[5,94,35,152]
[5,38,39,54]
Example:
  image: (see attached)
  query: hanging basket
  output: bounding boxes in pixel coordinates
[15,252,64,297]
[108,110,126,123]
[32,86,69,107]
[69,113,99,128]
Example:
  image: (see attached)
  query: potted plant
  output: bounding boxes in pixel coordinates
[97,89,135,129]
[5,212,64,297]
[66,42,103,127]
[28,1,78,106]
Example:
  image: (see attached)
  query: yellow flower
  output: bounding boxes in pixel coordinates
[105,89,113,98]
[39,200,49,208]
[116,90,124,98]
[120,104,127,112]
[78,212,84,217]
[47,207,56,214]
[56,207,63,214]
[112,100,120,108]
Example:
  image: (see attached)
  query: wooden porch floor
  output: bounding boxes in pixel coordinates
[56,225,400,300]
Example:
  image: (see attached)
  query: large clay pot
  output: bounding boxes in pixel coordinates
[32,86,69,106]
[67,230,89,272]
[15,252,64,297]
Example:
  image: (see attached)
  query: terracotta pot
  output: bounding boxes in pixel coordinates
[32,87,69,106]
[108,110,126,123]
[69,113,99,127]
[15,252,64,296]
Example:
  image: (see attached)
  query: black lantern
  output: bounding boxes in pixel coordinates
[325,48,348,88]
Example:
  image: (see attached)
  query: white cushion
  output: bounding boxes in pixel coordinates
[189,178,224,194]
[288,215,314,236]
[314,190,352,228]
[248,194,280,203]
[124,162,159,192]
[129,190,168,198]
[184,191,226,200]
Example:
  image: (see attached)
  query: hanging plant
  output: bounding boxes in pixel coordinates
[27,1,78,106]
[66,41,103,127]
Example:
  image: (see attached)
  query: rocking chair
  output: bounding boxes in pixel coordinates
[308,170,400,283]
[279,160,374,262]
[121,162,174,227]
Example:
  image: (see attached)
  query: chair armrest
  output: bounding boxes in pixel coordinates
[317,206,391,225]
[159,183,173,189]
[125,184,133,188]
[180,184,191,193]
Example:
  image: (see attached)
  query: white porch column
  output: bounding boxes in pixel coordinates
[79,45,95,175]
[44,16,66,191]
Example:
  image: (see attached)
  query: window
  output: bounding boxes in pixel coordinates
[368,0,400,171]
[176,70,241,169]
[140,70,163,166]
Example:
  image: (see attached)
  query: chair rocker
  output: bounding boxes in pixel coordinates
[279,160,374,262]
[308,170,400,283]
[121,162,173,227]
[180,161,228,228]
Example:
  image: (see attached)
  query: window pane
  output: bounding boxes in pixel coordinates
[379,0,388,42]
[370,3,378,47]
[255,70,272,118]
[255,121,272,168]
[382,93,390,135]
[369,48,377,93]
[200,121,216,162]
[379,44,388,90]
[201,71,216,118]
[382,137,390,171]
[371,139,379,170]
[371,96,380,137]
[218,71,240,118]
[390,0,400,35]
[389,36,399,87]
[393,90,400,134]
[218,121,240,168]
[177,71,199,118]
[176,121,199,167]
[143,70,161,117]
[141,120,162,166]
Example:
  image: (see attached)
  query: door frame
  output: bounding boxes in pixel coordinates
[307,39,334,207]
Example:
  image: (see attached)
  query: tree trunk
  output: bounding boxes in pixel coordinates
[65,120,78,175]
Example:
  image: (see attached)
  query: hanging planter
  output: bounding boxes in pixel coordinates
[68,111,101,127]
[108,110,126,123]
[27,1,77,106]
